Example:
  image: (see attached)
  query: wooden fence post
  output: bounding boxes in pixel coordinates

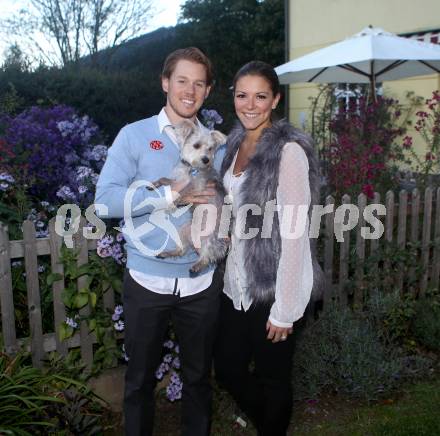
[323,195,335,309]
[354,193,366,307]
[23,220,45,368]
[337,194,351,306]
[396,190,408,293]
[384,190,394,290]
[420,187,433,296]
[409,188,420,294]
[432,188,440,290]
[369,192,381,278]
[74,218,94,370]
[49,218,68,356]
[0,222,17,354]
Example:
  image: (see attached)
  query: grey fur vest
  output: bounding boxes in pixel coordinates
[220,119,324,304]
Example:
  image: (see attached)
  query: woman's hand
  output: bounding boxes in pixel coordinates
[266,320,293,343]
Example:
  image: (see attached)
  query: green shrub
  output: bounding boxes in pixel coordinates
[0,351,64,435]
[0,351,103,435]
[412,299,440,351]
[292,303,432,402]
[365,289,417,346]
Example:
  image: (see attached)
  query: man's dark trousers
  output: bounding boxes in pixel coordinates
[123,268,222,436]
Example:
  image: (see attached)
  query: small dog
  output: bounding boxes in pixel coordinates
[151,120,229,273]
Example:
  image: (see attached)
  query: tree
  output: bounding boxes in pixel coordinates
[2,44,30,72]
[0,0,155,67]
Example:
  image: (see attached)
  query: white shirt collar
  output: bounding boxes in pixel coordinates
[157,107,207,135]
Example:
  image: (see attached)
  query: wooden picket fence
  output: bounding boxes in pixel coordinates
[0,187,439,368]
[0,218,115,369]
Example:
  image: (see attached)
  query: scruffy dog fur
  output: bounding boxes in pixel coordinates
[152,120,229,273]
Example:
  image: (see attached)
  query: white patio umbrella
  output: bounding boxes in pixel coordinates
[275,26,440,101]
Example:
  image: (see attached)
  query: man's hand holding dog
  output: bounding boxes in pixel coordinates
[172,180,216,206]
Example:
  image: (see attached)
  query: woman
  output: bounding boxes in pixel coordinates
[214,61,321,435]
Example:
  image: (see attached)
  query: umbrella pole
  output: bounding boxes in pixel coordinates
[370,60,377,103]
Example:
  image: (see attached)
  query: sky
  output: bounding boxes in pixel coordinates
[0,0,185,62]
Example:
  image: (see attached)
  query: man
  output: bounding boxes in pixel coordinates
[95,47,225,436]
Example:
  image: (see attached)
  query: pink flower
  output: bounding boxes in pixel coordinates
[362,184,375,198]
[402,136,413,149]
[372,144,383,154]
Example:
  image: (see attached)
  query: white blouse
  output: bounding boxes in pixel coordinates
[223,142,314,328]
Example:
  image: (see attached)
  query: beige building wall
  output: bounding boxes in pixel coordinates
[287,0,440,160]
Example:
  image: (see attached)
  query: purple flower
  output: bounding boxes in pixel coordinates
[163,353,173,364]
[201,108,223,130]
[66,317,78,328]
[98,235,114,247]
[0,172,15,183]
[114,320,125,331]
[114,305,123,316]
[160,362,170,373]
[78,185,88,194]
[56,185,76,200]
[170,371,181,384]
[172,356,181,369]
[36,229,49,238]
[166,371,183,402]
[163,340,174,349]
[3,105,103,203]
[90,145,108,161]
[112,305,123,321]
[76,166,93,180]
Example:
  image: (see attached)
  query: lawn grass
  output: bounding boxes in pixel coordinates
[293,379,440,436]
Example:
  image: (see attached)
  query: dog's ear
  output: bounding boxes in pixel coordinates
[175,120,196,146]
[210,130,227,148]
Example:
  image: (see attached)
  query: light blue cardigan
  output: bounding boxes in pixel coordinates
[94,115,225,277]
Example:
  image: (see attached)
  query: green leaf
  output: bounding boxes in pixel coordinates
[74,293,89,309]
[111,278,122,292]
[46,272,63,286]
[61,288,75,309]
[89,292,97,308]
[59,323,74,341]
[88,318,97,331]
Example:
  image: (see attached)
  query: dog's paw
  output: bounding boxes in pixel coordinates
[190,261,206,274]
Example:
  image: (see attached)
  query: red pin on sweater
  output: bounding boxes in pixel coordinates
[150,140,164,150]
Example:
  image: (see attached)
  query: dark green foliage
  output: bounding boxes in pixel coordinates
[292,303,432,402]
[0,0,286,138]
[0,351,103,435]
[0,66,164,140]
[412,299,440,351]
[46,389,102,435]
[366,290,418,346]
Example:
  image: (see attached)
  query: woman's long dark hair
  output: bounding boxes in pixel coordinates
[231,60,280,96]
